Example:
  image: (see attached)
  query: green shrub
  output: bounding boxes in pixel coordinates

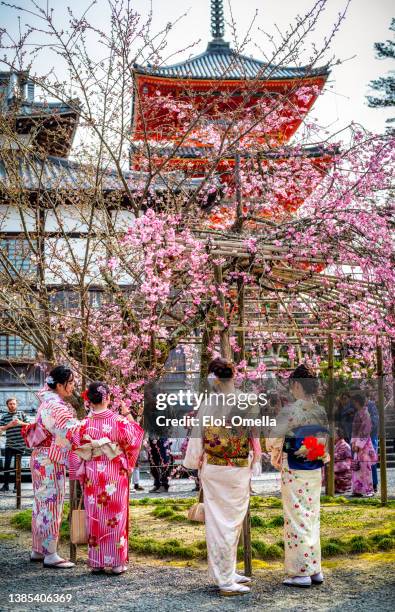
[349,538,372,554]
[10,509,32,531]
[377,537,394,551]
[151,507,175,518]
[322,542,344,556]
[265,544,283,559]
[269,515,284,527]
[251,540,268,557]
[168,513,187,522]
[251,515,265,527]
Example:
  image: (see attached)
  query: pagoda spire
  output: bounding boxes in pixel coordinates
[211,0,225,40]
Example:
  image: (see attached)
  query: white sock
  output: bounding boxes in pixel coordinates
[44,552,63,564]
[31,550,44,559]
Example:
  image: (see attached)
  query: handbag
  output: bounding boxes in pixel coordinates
[70,495,88,545]
[187,487,205,523]
[351,453,360,472]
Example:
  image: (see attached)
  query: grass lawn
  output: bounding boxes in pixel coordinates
[6,495,395,565]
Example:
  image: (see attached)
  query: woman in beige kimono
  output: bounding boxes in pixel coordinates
[266,364,329,588]
[183,358,262,597]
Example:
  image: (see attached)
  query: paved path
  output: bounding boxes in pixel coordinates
[0,539,394,612]
[1,469,394,512]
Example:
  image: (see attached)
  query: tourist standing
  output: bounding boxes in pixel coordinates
[334,428,352,494]
[184,358,261,597]
[0,398,28,492]
[266,364,329,588]
[22,365,82,568]
[70,382,144,574]
[350,392,377,497]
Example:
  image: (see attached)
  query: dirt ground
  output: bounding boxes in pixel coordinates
[0,508,394,612]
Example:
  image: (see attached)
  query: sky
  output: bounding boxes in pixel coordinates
[0,0,393,136]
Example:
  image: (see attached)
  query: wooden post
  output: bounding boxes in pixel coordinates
[377,343,388,505]
[236,276,253,575]
[213,263,231,360]
[242,504,252,577]
[236,277,246,365]
[326,336,335,497]
[69,479,77,562]
[199,309,215,394]
[15,454,21,510]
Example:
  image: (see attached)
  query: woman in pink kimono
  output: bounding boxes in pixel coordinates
[350,392,377,497]
[70,382,143,574]
[21,365,82,568]
[334,429,352,494]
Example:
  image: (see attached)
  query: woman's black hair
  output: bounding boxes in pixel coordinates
[208,357,235,380]
[351,392,366,408]
[289,364,319,396]
[47,365,73,390]
[87,381,110,405]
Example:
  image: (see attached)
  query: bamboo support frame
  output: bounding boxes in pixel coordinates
[376,344,388,505]
[326,336,335,497]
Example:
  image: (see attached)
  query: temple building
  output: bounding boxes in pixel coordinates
[0,72,198,411]
[130,0,335,221]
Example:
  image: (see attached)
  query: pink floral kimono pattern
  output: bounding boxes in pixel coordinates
[69,409,143,569]
[27,389,81,554]
[351,407,377,496]
[334,438,352,494]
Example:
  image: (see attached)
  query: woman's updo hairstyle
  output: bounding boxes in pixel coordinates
[289,364,319,396]
[87,381,110,405]
[208,357,235,380]
[46,365,73,390]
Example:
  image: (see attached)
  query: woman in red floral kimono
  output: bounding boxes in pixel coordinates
[69,382,143,574]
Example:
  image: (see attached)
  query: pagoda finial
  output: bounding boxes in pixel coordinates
[211,0,225,40]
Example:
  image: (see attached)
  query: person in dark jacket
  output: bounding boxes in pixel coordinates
[0,398,28,492]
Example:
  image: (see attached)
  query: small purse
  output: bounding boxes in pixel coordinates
[187,488,205,523]
[70,495,88,545]
[351,453,360,472]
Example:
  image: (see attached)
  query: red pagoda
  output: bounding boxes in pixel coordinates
[130,0,335,219]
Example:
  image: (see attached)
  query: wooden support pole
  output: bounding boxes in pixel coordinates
[391,340,395,424]
[242,504,252,577]
[69,479,77,562]
[377,343,388,505]
[235,276,252,575]
[15,454,21,510]
[326,336,335,497]
[213,263,231,360]
[236,277,246,365]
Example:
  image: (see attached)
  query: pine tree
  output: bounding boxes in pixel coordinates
[367,18,394,124]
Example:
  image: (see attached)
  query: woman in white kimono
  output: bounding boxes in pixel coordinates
[183,358,261,597]
[266,364,329,588]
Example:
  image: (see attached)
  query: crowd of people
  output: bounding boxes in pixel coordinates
[0,361,382,595]
[334,389,378,496]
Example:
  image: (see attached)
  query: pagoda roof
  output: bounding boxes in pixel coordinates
[134,41,329,81]
[0,154,205,194]
[130,143,336,160]
[1,71,79,157]
[134,0,329,82]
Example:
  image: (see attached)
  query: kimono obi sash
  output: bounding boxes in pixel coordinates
[203,426,250,467]
[74,435,123,461]
[284,424,329,470]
